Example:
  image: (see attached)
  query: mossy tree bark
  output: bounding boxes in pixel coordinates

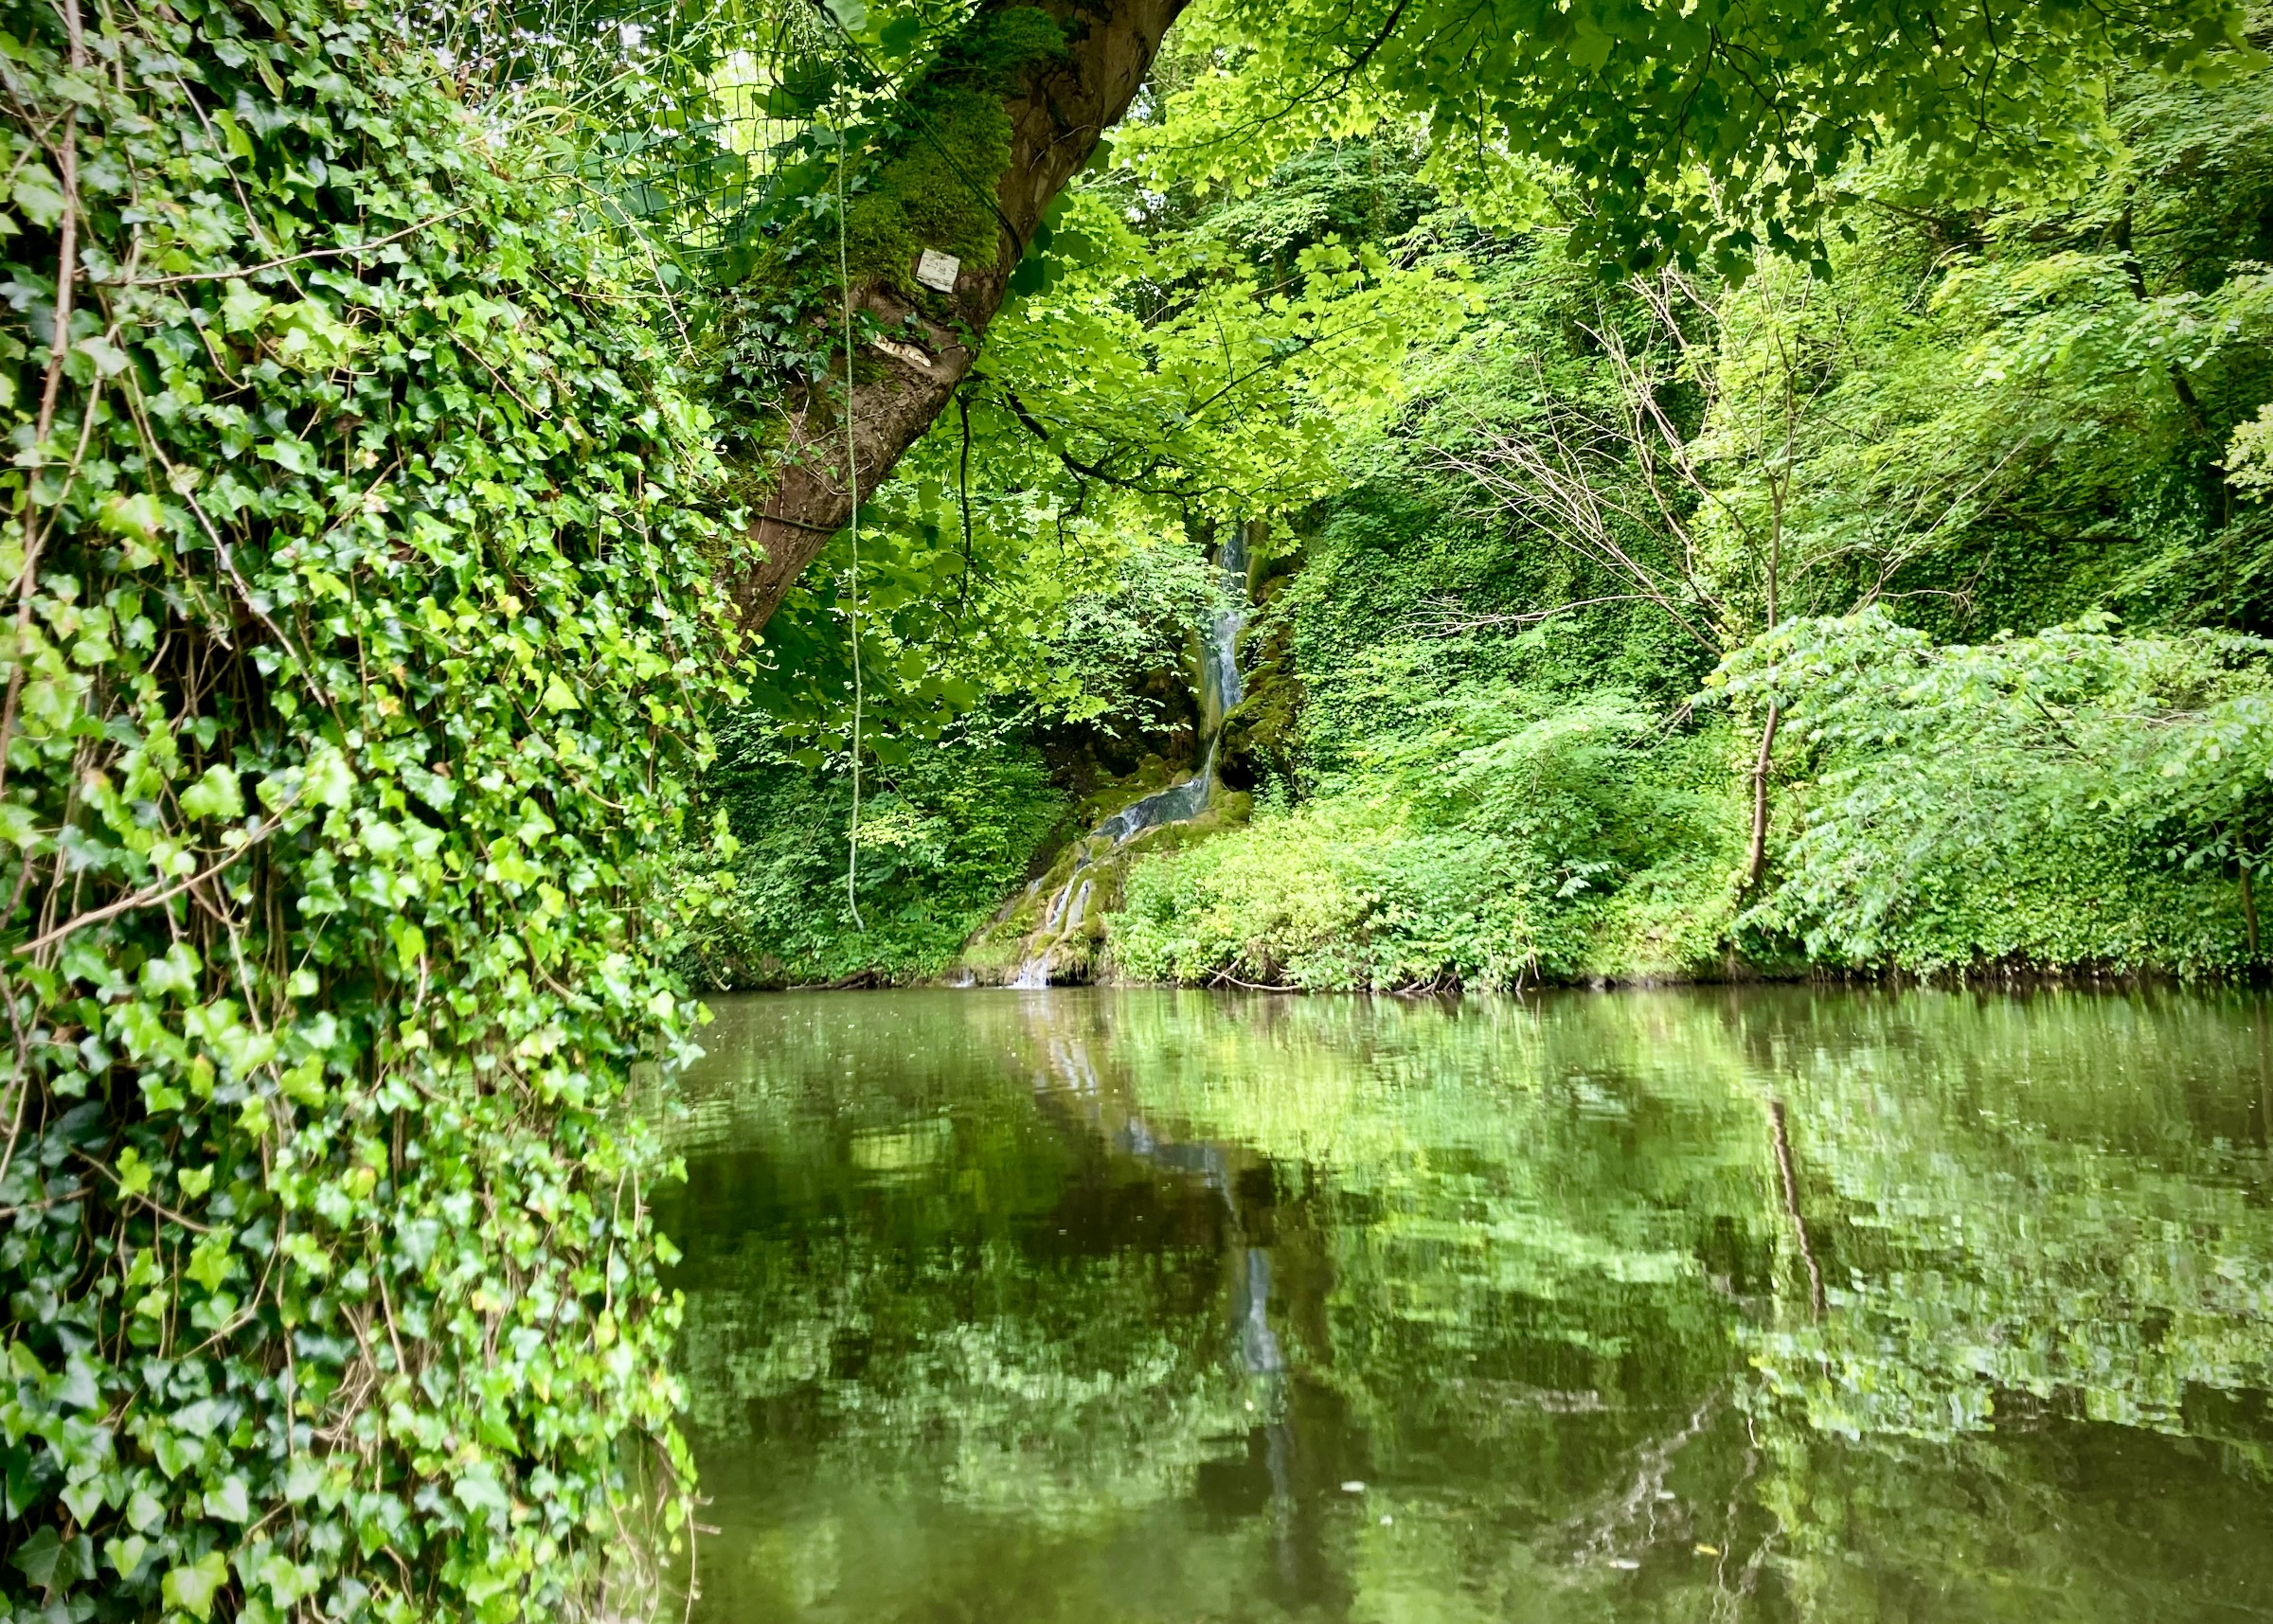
[734,0,1187,628]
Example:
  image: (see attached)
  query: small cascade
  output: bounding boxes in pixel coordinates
[1008,527,1252,987]
[1200,523,1248,740]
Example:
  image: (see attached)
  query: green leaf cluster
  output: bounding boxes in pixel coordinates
[684,709,1067,987]
[1123,0,2252,275]
[1715,611,2273,970]
[0,0,747,1617]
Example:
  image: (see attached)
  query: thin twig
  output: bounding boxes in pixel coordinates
[127,207,474,286]
[12,823,278,959]
[72,1150,218,1232]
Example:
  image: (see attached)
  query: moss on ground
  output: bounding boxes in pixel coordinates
[956,786,1254,984]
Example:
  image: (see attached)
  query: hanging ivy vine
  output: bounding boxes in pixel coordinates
[0,0,747,1617]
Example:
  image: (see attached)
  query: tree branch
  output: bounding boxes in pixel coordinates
[733,0,1191,629]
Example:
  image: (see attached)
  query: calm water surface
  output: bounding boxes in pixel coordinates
[654,988,2273,1623]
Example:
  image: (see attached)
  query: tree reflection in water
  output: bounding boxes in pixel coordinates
[654,988,2273,1623]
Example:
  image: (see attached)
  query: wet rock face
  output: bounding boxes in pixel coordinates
[973,530,1265,986]
[1035,671,1205,791]
[1217,660,1303,794]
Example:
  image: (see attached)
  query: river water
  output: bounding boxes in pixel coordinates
[655,988,2273,1622]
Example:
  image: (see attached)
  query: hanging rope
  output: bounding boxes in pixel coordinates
[956,386,975,621]
[837,116,867,933]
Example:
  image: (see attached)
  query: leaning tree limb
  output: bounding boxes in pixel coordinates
[734,0,1188,629]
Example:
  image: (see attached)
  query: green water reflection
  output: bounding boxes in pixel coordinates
[655,988,2273,1623]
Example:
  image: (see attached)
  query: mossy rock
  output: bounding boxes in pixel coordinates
[1219,622,1304,793]
[950,766,1255,985]
[1076,755,1190,826]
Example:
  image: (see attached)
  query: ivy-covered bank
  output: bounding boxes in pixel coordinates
[0,2,740,1618]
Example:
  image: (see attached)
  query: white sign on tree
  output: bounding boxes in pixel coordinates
[915,249,961,293]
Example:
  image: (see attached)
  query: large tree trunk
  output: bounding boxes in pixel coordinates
[733,0,1187,629]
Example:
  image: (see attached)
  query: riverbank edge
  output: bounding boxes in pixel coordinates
[709,954,2252,995]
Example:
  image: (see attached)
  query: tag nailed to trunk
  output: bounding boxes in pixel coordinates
[914,249,961,294]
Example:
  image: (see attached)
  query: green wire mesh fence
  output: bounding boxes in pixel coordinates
[403,0,868,277]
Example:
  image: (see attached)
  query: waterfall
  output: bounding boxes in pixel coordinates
[1200,522,1248,741]
[1010,527,1251,988]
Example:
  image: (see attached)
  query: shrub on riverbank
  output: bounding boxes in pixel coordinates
[1722,613,2270,976]
[1109,669,1744,990]
[0,3,735,1616]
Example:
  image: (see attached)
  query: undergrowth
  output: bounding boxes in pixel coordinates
[686,712,1067,987]
[0,2,742,1618]
[1111,662,1743,990]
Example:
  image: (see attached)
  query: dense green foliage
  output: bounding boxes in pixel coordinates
[0,2,739,1617]
[1113,663,1742,989]
[676,0,2273,998]
[1130,0,2244,272]
[1720,614,2273,970]
[1080,47,2273,989]
[687,713,1065,987]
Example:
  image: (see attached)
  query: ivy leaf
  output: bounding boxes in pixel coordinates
[54,1354,98,1411]
[3,1444,41,1520]
[98,491,165,544]
[140,941,202,999]
[181,765,245,822]
[209,106,255,161]
[454,1463,510,1526]
[280,1056,326,1107]
[60,1475,107,1522]
[104,1533,148,1579]
[151,1430,193,1479]
[10,1526,62,1591]
[162,1551,230,1621]
[260,436,316,475]
[186,1233,236,1294]
[398,1217,442,1270]
[115,1148,153,1200]
[305,743,356,810]
[203,1475,251,1523]
[221,279,271,333]
[11,166,64,228]
[75,336,130,378]
[13,1526,92,1590]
